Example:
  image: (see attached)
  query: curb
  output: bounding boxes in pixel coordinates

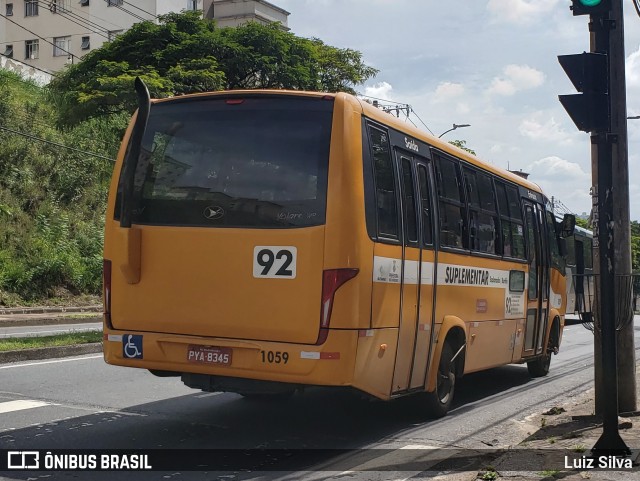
[0,305,101,315]
[0,343,103,364]
[0,314,103,328]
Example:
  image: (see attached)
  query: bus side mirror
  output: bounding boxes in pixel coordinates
[560,214,576,238]
[558,237,568,258]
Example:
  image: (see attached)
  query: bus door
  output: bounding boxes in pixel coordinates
[522,201,550,357]
[391,153,435,393]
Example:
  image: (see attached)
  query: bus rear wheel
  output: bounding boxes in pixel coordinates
[423,341,456,418]
[527,352,551,377]
[527,318,559,378]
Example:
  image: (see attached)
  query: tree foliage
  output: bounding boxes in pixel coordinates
[49,12,377,125]
[448,139,476,155]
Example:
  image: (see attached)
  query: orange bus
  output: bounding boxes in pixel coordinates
[102,79,575,416]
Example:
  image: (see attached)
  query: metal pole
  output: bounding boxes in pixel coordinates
[590,0,630,454]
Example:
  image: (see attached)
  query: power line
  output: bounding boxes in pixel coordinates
[36,2,111,40]
[357,92,435,135]
[0,53,56,78]
[0,12,74,61]
[409,108,435,136]
[121,0,157,19]
[103,0,149,22]
[0,125,114,162]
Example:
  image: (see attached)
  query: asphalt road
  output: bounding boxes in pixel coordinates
[0,319,638,481]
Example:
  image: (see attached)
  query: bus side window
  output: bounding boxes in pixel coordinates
[401,157,418,244]
[417,165,433,245]
[566,235,576,266]
[496,181,526,259]
[435,155,466,249]
[584,238,593,269]
[545,210,565,271]
[464,167,498,255]
[369,127,399,239]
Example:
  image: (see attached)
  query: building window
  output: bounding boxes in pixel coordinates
[25,39,39,59]
[186,0,198,10]
[3,44,14,58]
[6,3,13,16]
[81,36,90,50]
[107,0,123,6]
[108,30,123,41]
[53,36,70,57]
[51,0,70,13]
[24,0,38,16]
[80,0,89,5]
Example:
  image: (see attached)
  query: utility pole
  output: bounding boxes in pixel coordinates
[606,0,636,417]
[559,0,635,454]
[586,0,636,418]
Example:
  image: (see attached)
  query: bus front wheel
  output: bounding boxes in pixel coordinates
[423,341,456,418]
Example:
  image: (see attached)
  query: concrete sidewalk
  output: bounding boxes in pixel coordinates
[0,305,102,327]
[436,367,640,481]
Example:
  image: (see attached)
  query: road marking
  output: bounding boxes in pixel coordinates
[196,392,223,398]
[336,444,455,479]
[0,400,50,414]
[0,354,102,370]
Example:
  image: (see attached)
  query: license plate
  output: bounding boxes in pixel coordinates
[187,345,232,366]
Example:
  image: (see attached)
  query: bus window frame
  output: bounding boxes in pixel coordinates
[432,151,469,254]
[365,121,402,244]
[462,165,500,257]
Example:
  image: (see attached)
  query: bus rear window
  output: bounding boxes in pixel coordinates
[115,96,333,228]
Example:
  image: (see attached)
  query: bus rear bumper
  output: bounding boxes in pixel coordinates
[102,326,359,389]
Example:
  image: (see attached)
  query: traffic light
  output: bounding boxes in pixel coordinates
[558,52,609,132]
[571,0,612,16]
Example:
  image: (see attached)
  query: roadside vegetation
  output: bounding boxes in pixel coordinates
[0,330,102,352]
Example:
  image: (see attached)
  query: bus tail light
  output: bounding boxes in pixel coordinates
[103,259,112,327]
[317,268,359,345]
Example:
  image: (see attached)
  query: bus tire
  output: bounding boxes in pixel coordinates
[423,341,456,418]
[527,353,551,378]
[527,317,559,378]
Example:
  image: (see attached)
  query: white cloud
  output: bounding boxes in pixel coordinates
[488,65,545,96]
[626,45,640,89]
[519,114,572,144]
[433,82,465,103]
[487,0,560,25]
[364,81,394,99]
[527,157,591,212]
[528,156,590,181]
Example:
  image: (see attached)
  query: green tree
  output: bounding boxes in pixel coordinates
[575,217,590,229]
[49,11,377,126]
[448,139,476,155]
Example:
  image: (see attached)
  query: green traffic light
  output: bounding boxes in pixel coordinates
[580,0,602,6]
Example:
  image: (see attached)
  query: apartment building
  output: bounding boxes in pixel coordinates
[0,0,289,74]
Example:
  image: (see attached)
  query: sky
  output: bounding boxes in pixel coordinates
[276,0,640,221]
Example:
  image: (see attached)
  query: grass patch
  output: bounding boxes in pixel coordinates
[0,330,102,351]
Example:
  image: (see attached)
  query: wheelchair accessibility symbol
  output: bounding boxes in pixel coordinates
[123,334,143,359]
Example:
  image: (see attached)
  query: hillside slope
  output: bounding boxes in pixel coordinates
[0,71,126,305]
